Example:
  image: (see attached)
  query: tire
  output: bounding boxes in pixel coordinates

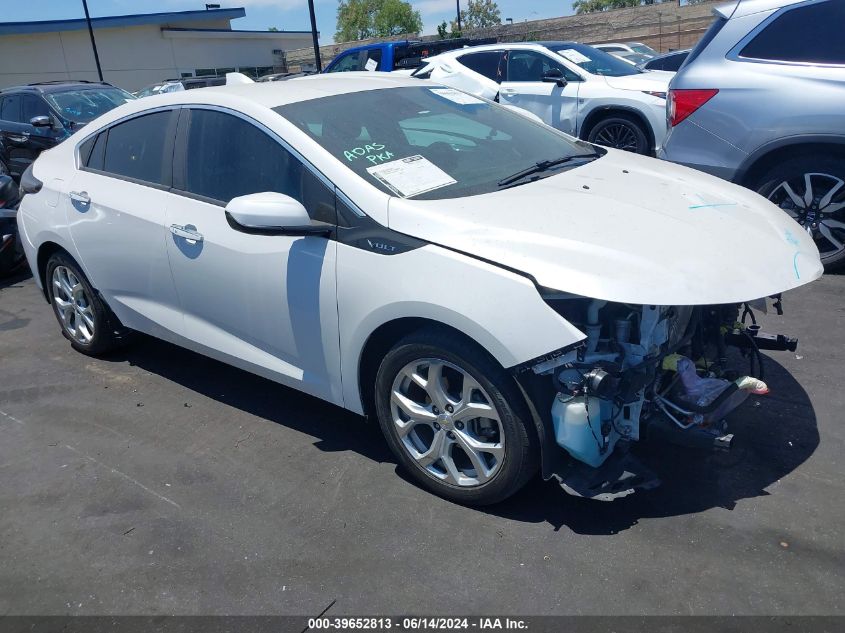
[374,329,538,505]
[45,251,130,355]
[587,114,650,154]
[755,155,845,271]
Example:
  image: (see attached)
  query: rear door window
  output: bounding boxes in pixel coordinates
[101,111,175,186]
[740,0,845,64]
[0,94,22,122]
[458,51,504,82]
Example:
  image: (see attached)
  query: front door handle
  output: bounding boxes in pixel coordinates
[500,88,516,96]
[170,224,204,243]
[69,190,90,204]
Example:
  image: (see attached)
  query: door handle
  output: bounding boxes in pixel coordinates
[8,135,27,143]
[170,224,204,243]
[500,88,516,96]
[69,191,90,204]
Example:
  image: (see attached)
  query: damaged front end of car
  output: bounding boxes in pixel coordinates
[516,292,799,501]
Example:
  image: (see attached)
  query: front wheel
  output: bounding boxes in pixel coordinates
[587,114,650,155]
[755,156,845,270]
[374,330,538,505]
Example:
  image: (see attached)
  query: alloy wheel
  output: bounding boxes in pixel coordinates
[593,122,640,152]
[768,172,845,260]
[52,265,96,345]
[390,359,505,487]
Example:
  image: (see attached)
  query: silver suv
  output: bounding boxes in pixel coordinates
[660,0,845,268]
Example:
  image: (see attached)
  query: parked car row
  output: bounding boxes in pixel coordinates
[411,42,673,155]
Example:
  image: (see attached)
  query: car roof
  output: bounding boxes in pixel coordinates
[132,72,426,110]
[715,0,808,19]
[0,81,117,95]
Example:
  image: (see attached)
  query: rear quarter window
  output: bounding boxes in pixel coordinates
[740,0,845,64]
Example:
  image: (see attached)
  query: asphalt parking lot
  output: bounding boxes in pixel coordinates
[1,270,843,616]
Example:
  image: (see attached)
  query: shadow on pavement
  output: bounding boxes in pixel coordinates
[103,334,817,535]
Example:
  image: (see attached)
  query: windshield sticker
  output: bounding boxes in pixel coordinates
[558,48,592,64]
[429,88,485,105]
[366,155,457,198]
[365,58,378,71]
[343,142,395,165]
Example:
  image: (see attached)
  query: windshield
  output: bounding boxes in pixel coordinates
[630,44,658,56]
[553,44,641,77]
[44,87,135,123]
[274,86,600,200]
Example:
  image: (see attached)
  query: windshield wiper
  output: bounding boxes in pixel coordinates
[497,153,600,188]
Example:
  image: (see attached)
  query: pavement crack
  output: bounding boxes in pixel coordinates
[64,444,181,510]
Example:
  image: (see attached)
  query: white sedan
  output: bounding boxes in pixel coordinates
[18,74,820,503]
[413,42,673,154]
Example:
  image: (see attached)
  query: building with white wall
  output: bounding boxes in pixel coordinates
[0,7,315,91]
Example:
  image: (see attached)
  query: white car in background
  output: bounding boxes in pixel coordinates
[17,74,820,504]
[413,42,673,154]
[594,42,658,57]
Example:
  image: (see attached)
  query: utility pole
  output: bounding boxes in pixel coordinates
[81,0,103,81]
[456,0,462,32]
[307,0,322,72]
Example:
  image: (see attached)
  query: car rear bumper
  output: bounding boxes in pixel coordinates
[658,119,746,183]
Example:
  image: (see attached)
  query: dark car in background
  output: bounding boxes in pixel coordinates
[324,37,497,73]
[0,80,134,179]
[640,49,690,72]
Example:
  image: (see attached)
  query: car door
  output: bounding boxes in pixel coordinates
[65,108,184,340]
[498,49,582,135]
[165,107,341,403]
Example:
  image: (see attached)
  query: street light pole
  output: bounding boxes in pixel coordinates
[81,0,104,81]
[455,0,462,32]
[307,0,322,72]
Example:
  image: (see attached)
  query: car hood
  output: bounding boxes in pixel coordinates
[602,71,672,92]
[386,151,822,305]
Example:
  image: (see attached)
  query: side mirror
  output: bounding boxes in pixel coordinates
[224,192,330,236]
[30,115,52,127]
[541,68,567,88]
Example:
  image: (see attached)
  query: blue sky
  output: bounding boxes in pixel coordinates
[5,0,576,43]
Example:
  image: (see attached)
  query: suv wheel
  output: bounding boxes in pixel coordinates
[45,252,131,355]
[374,329,538,505]
[587,114,649,154]
[756,156,845,270]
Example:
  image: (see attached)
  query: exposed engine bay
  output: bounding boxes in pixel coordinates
[525,293,798,501]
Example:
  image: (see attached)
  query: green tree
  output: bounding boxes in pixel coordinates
[573,0,654,13]
[268,26,279,31]
[335,0,422,41]
[459,0,501,29]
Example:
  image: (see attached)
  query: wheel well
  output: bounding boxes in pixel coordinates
[580,107,654,152]
[357,318,503,420]
[35,241,67,301]
[739,142,845,189]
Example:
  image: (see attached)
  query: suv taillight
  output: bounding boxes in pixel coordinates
[668,89,718,127]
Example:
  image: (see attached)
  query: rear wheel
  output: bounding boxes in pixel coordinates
[587,114,650,154]
[45,252,130,355]
[755,156,845,270]
[374,329,538,505]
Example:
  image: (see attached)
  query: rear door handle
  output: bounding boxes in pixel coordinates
[500,88,516,96]
[170,224,204,243]
[69,191,90,204]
